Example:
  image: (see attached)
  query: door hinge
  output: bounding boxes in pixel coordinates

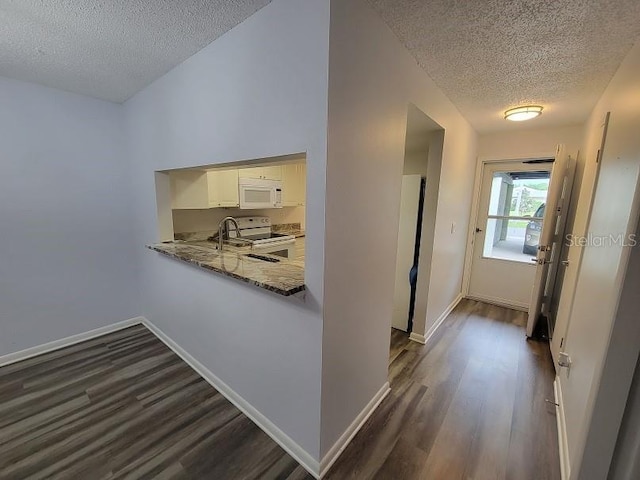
[532,258,552,265]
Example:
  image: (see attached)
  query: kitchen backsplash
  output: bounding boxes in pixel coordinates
[172,206,305,234]
[271,223,304,236]
[174,223,303,242]
[173,231,217,242]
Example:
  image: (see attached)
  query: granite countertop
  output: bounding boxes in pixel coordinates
[146,241,305,297]
[271,223,305,238]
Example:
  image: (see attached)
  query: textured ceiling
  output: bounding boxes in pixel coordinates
[2,0,639,130]
[366,0,640,132]
[0,0,271,103]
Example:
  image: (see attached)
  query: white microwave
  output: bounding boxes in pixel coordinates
[239,178,282,209]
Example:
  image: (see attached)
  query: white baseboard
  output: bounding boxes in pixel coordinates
[141,318,321,478]
[465,294,528,312]
[0,317,144,368]
[0,317,391,479]
[409,332,427,344]
[424,293,463,344]
[554,378,570,480]
[319,382,391,478]
[409,293,463,345]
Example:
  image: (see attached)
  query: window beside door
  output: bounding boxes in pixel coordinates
[483,171,550,263]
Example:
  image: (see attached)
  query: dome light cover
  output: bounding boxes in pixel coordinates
[504,105,544,121]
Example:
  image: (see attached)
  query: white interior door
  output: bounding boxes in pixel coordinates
[468,161,552,310]
[545,153,578,341]
[392,175,422,331]
[556,111,640,479]
[526,146,571,337]
[551,114,609,365]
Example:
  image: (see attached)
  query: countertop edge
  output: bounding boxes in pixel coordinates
[146,244,306,297]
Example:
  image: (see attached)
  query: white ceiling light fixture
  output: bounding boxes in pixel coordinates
[504,105,544,122]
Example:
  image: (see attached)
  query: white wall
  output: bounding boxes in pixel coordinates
[123,0,329,462]
[413,130,445,336]
[557,40,640,480]
[0,77,140,356]
[403,146,429,175]
[478,123,586,241]
[478,124,584,161]
[403,105,434,176]
[172,206,306,234]
[607,222,640,480]
[321,0,478,458]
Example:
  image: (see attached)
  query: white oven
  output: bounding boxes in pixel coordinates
[239,178,282,209]
[229,216,295,259]
[252,240,295,259]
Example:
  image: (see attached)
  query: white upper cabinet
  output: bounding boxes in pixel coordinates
[281,163,306,207]
[170,169,239,209]
[207,169,239,208]
[170,170,209,209]
[170,162,303,209]
[238,166,282,181]
[299,163,306,205]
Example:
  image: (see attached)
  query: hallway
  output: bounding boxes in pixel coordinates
[326,299,560,479]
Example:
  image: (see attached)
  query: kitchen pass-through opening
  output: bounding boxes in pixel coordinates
[153,152,307,266]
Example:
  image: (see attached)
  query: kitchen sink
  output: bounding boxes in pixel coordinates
[244,253,280,263]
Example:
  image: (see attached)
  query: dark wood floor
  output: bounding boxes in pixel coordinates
[0,300,559,479]
[325,299,560,480]
[0,324,312,480]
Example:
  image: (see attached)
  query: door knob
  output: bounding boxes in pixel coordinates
[475,227,483,233]
[562,260,570,267]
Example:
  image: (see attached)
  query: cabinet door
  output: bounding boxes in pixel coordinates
[238,167,263,179]
[281,164,299,207]
[238,166,282,180]
[207,170,239,207]
[170,171,209,209]
[298,164,306,206]
[281,164,306,207]
[261,165,282,181]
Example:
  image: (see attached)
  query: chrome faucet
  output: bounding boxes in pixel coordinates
[217,216,241,251]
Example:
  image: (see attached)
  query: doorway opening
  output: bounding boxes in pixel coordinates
[467,160,553,311]
[465,149,577,343]
[391,104,444,343]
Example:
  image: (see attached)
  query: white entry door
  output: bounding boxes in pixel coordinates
[468,161,552,310]
[526,147,573,336]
